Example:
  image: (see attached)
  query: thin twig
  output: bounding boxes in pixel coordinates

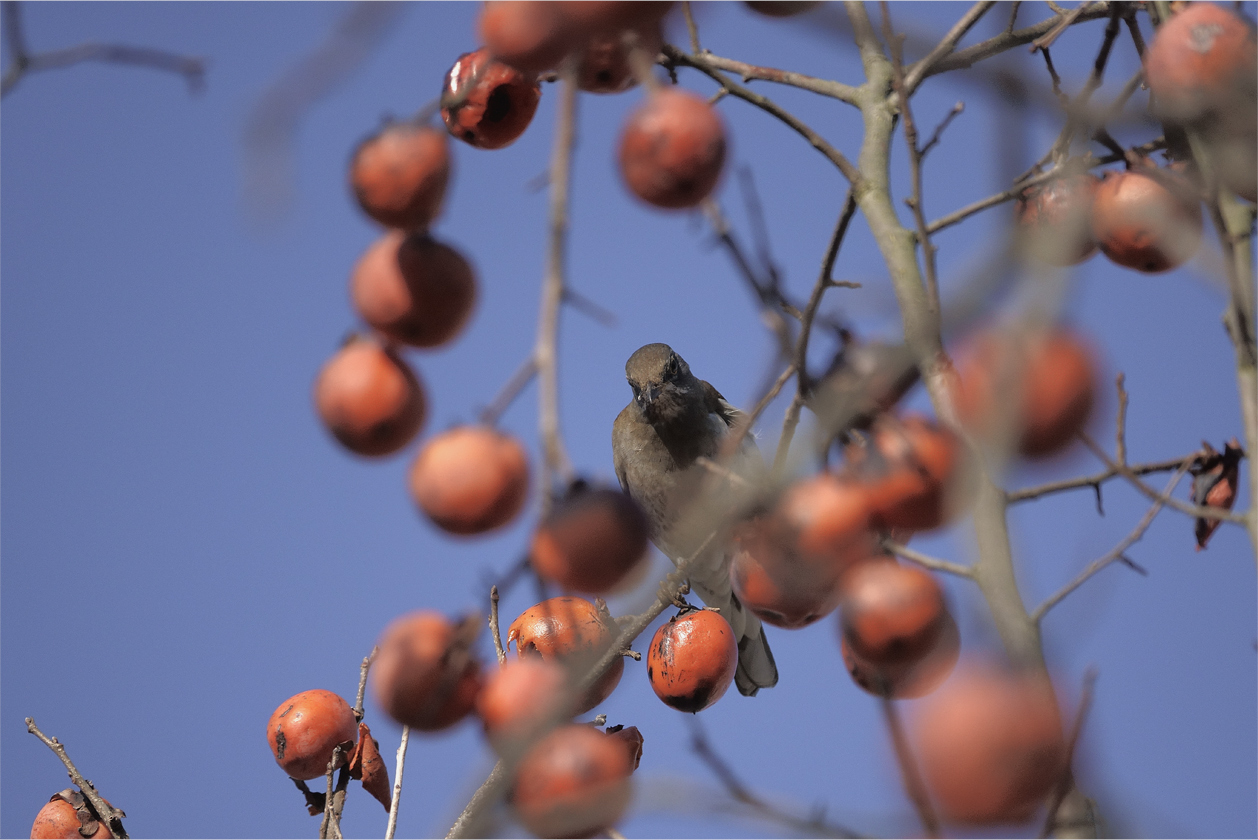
[1039,669,1099,838]
[385,727,410,840]
[921,3,1112,78]
[670,49,861,105]
[25,718,128,839]
[900,0,997,96]
[1006,454,1197,503]
[882,539,973,577]
[919,101,964,158]
[478,356,539,427]
[1031,1,1095,53]
[354,646,378,722]
[1114,373,1129,466]
[489,585,507,665]
[682,1,701,53]
[1032,464,1190,623]
[880,698,940,838]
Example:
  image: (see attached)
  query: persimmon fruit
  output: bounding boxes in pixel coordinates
[477,658,570,753]
[30,792,113,840]
[371,611,483,731]
[478,1,573,75]
[1014,173,1099,266]
[558,1,674,34]
[511,723,634,838]
[349,123,450,231]
[847,415,963,532]
[508,596,624,714]
[442,48,541,149]
[647,608,738,713]
[619,88,727,209]
[530,484,649,594]
[266,689,359,780]
[576,23,664,93]
[1090,168,1202,273]
[351,230,476,349]
[841,609,960,699]
[838,561,947,666]
[313,335,426,457]
[409,425,530,535]
[1144,2,1257,125]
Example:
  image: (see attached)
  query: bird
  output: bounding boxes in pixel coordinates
[612,342,778,696]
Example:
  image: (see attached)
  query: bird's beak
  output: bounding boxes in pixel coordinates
[637,384,658,408]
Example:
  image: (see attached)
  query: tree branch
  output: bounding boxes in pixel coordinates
[25,718,128,839]
[882,538,973,578]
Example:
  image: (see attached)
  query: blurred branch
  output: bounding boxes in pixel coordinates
[880,698,940,838]
[1006,454,1196,504]
[478,357,539,427]
[25,718,128,839]
[674,48,861,105]
[882,538,973,578]
[1039,669,1099,838]
[898,0,996,97]
[1,1,205,98]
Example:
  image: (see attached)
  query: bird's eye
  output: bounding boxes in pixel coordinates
[664,356,678,379]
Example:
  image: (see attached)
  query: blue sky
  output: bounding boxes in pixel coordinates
[2,3,1255,838]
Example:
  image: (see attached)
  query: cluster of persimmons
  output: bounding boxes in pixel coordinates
[251,2,1257,839]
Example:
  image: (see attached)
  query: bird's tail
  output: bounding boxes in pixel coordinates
[730,592,778,696]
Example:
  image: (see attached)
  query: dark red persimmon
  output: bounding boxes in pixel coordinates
[511,723,634,838]
[839,561,947,666]
[314,335,426,457]
[530,485,649,594]
[730,475,879,629]
[372,612,482,732]
[477,658,570,752]
[442,48,541,150]
[507,597,624,714]
[1144,2,1257,125]
[409,425,530,535]
[840,609,959,699]
[647,608,738,713]
[619,88,727,209]
[913,662,1067,824]
[605,725,644,771]
[950,327,1098,459]
[1015,173,1099,266]
[1090,168,1203,273]
[576,23,664,93]
[30,792,113,840]
[266,689,359,780]
[848,415,963,533]
[349,123,451,231]
[351,230,476,349]
[478,1,574,75]
[745,1,821,16]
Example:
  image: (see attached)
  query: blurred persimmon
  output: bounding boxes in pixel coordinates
[313,335,426,457]
[530,483,649,594]
[1015,173,1099,266]
[510,723,634,838]
[838,561,947,666]
[371,611,482,732]
[442,48,541,150]
[478,1,573,75]
[1144,2,1257,125]
[619,88,727,209]
[349,123,450,231]
[1090,168,1202,273]
[409,425,530,535]
[508,596,623,714]
[846,415,963,532]
[840,610,959,699]
[477,658,570,753]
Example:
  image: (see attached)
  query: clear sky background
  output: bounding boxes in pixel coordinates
[2,3,1255,838]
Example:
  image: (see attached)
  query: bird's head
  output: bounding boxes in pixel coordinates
[625,343,699,424]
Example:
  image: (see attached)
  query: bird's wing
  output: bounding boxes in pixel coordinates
[702,380,745,429]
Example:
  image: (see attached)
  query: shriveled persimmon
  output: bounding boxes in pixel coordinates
[442,48,541,150]
[508,596,624,714]
[1090,167,1202,273]
[619,88,727,209]
[530,483,649,594]
[1014,172,1099,266]
[730,474,880,628]
[576,23,663,93]
[949,327,1098,459]
[31,791,113,840]
[605,724,644,770]
[476,657,570,752]
[266,689,359,780]
[511,723,634,838]
[846,414,963,533]
[349,122,451,231]
[912,661,1067,824]
[840,609,959,699]
[1144,2,1257,125]
[371,611,482,732]
[647,607,738,713]
[409,425,530,535]
[351,230,476,349]
[838,561,947,666]
[313,335,426,457]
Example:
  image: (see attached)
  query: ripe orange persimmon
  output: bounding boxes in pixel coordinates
[442,48,541,150]
[349,122,451,231]
[508,596,624,714]
[1015,173,1099,266]
[371,611,482,732]
[530,484,649,594]
[576,23,663,93]
[840,609,959,699]
[479,1,574,75]
[30,792,113,840]
[647,608,738,713]
[351,230,476,349]
[313,335,426,457]
[838,561,947,665]
[1090,168,1202,273]
[266,689,359,780]
[619,88,727,209]
[1144,2,1257,125]
[950,327,1097,459]
[476,658,570,752]
[409,425,530,535]
[913,662,1067,824]
[511,723,634,838]
[729,475,880,628]
[847,415,963,532]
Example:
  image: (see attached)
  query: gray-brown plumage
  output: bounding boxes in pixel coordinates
[612,343,778,696]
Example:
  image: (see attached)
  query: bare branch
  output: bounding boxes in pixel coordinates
[478,356,539,427]
[489,585,507,665]
[673,49,861,105]
[1006,454,1196,504]
[25,718,128,839]
[385,727,410,840]
[1039,669,1099,838]
[920,3,1113,78]
[354,646,378,722]
[881,698,940,838]
[882,538,974,578]
[900,0,997,97]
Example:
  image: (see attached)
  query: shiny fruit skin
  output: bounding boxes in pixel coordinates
[351,230,476,349]
[267,689,359,780]
[950,328,1098,459]
[30,796,113,840]
[349,123,451,231]
[409,425,530,535]
[530,486,649,594]
[619,88,727,209]
[1015,173,1099,266]
[577,23,664,93]
[647,609,738,713]
[840,609,959,699]
[313,336,426,457]
[851,415,962,532]
[839,561,946,666]
[511,723,634,839]
[477,658,570,753]
[479,1,573,75]
[729,475,878,628]
[508,596,624,714]
[1090,168,1203,273]
[1144,2,1257,125]
[371,612,482,732]
[913,663,1067,824]
[442,48,541,150]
